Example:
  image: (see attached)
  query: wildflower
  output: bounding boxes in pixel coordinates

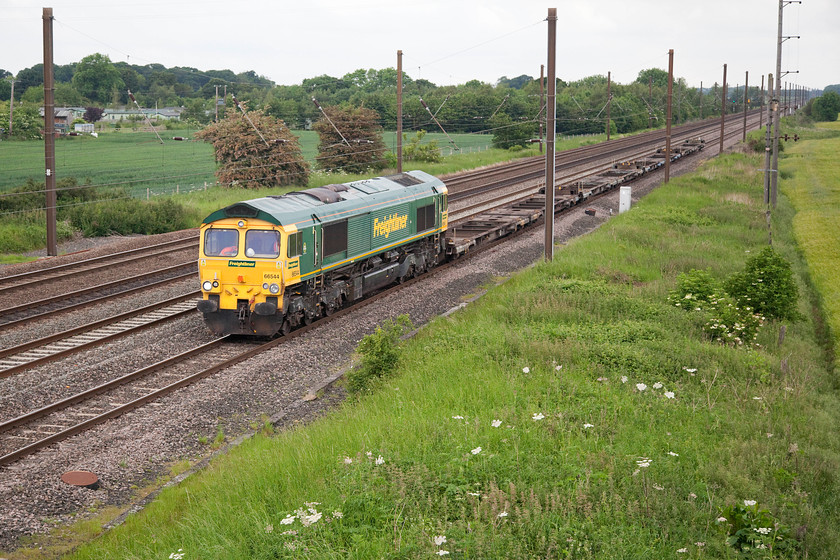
[452,415,465,420]
[636,457,652,468]
[343,456,353,464]
[491,419,502,428]
[498,511,508,518]
[753,396,762,401]
[677,548,687,553]
[755,527,772,535]
[265,524,273,533]
[632,469,640,476]
[471,446,482,455]
[636,383,647,392]
[621,376,628,383]
[767,433,774,438]
[467,492,480,497]
[717,516,728,523]
[555,365,563,371]
[437,551,450,556]
[653,483,664,490]
[522,367,530,373]
[332,511,343,519]
[695,542,705,547]
[597,377,608,382]
[688,492,697,500]
[434,535,447,546]
[653,382,663,389]
[366,451,373,458]
[375,455,385,465]
[664,392,675,399]
[532,413,545,421]
[280,515,295,525]
[169,550,185,560]
[668,451,679,456]
[744,499,757,506]
[683,367,697,373]
[300,511,322,527]
[583,423,594,429]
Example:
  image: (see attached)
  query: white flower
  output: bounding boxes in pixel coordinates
[300,511,322,527]
[498,511,508,518]
[491,419,502,428]
[437,551,450,556]
[677,548,688,553]
[467,492,480,497]
[754,527,772,535]
[744,499,757,506]
[332,511,343,519]
[653,382,663,389]
[583,423,594,429]
[636,457,652,468]
[471,446,482,455]
[434,535,447,546]
[452,415,465,420]
[652,483,664,491]
[695,541,705,547]
[375,455,385,465]
[668,451,679,456]
[664,392,675,399]
[265,524,273,533]
[280,515,295,525]
[343,456,353,464]
[636,383,647,392]
[683,367,697,373]
[522,367,530,373]
[621,376,628,383]
[532,413,545,421]
[767,433,774,438]
[717,516,728,523]
[169,550,185,560]
[555,365,563,371]
[753,396,763,401]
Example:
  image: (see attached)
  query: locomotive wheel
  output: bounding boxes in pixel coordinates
[303,313,313,326]
[322,303,333,317]
[279,319,292,336]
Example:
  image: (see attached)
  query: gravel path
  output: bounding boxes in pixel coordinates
[0,138,737,554]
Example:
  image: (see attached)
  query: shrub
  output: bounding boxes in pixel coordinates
[717,501,798,556]
[66,198,190,236]
[725,247,801,322]
[703,293,763,346]
[668,268,721,310]
[346,315,413,395]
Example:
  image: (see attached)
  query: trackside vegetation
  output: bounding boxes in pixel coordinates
[55,135,840,558]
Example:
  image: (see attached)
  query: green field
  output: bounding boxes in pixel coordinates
[32,135,839,558]
[0,130,499,198]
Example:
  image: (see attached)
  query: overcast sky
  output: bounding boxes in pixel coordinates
[3,0,837,91]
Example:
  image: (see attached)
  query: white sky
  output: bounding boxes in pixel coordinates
[3,0,836,91]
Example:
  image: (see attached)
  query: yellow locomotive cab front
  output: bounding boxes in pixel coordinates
[197,218,289,336]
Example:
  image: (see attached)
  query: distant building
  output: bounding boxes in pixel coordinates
[75,123,95,133]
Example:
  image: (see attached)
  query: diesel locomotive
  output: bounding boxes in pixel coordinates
[197,170,448,336]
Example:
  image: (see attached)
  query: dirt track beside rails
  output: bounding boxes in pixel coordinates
[0,138,737,554]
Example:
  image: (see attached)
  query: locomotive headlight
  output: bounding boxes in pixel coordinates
[262,283,269,290]
[269,283,281,294]
[202,280,213,291]
[237,220,246,228]
[212,280,219,288]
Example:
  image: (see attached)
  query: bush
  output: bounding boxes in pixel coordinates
[667,268,721,310]
[346,315,413,395]
[717,501,798,556]
[66,198,190,236]
[725,247,801,322]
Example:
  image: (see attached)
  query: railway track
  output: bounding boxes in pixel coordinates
[0,112,762,467]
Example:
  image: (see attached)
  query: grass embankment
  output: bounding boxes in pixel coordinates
[52,139,840,558]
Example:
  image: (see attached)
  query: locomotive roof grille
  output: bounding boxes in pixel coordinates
[385,173,424,187]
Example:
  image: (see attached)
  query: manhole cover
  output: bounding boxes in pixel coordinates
[61,470,99,489]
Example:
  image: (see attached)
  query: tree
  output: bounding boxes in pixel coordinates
[811,91,840,122]
[83,107,105,123]
[195,107,309,188]
[72,53,124,104]
[313,105,388,173]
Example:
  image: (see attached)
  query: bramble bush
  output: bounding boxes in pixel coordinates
[725,247,801,322]
[717,501,798,556]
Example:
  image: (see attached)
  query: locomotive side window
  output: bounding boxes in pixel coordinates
[287,232,303,258]
[245,230,280,258]
[323,220,348,257]
[204,228,239,257]
[416,203,436,232]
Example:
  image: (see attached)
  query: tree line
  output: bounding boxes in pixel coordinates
[1,53,830,147]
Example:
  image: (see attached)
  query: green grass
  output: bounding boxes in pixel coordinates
[46,144,840,558]
[780,121,840,359]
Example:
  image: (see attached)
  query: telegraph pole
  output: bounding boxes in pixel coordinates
[544,8,557,262]
[743,71,749,141]
[764,74,774,206]
[7,79,16,134]
[664,50,673,183]
[43,7,57,256]
[699,81,703,120]
[719,64,727,155]
[539,64,544,153]
[396,50,403,173]
[606,71,611,141]
[648,76,653,128]
[759,74,765,128]
[772,0,801,207]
